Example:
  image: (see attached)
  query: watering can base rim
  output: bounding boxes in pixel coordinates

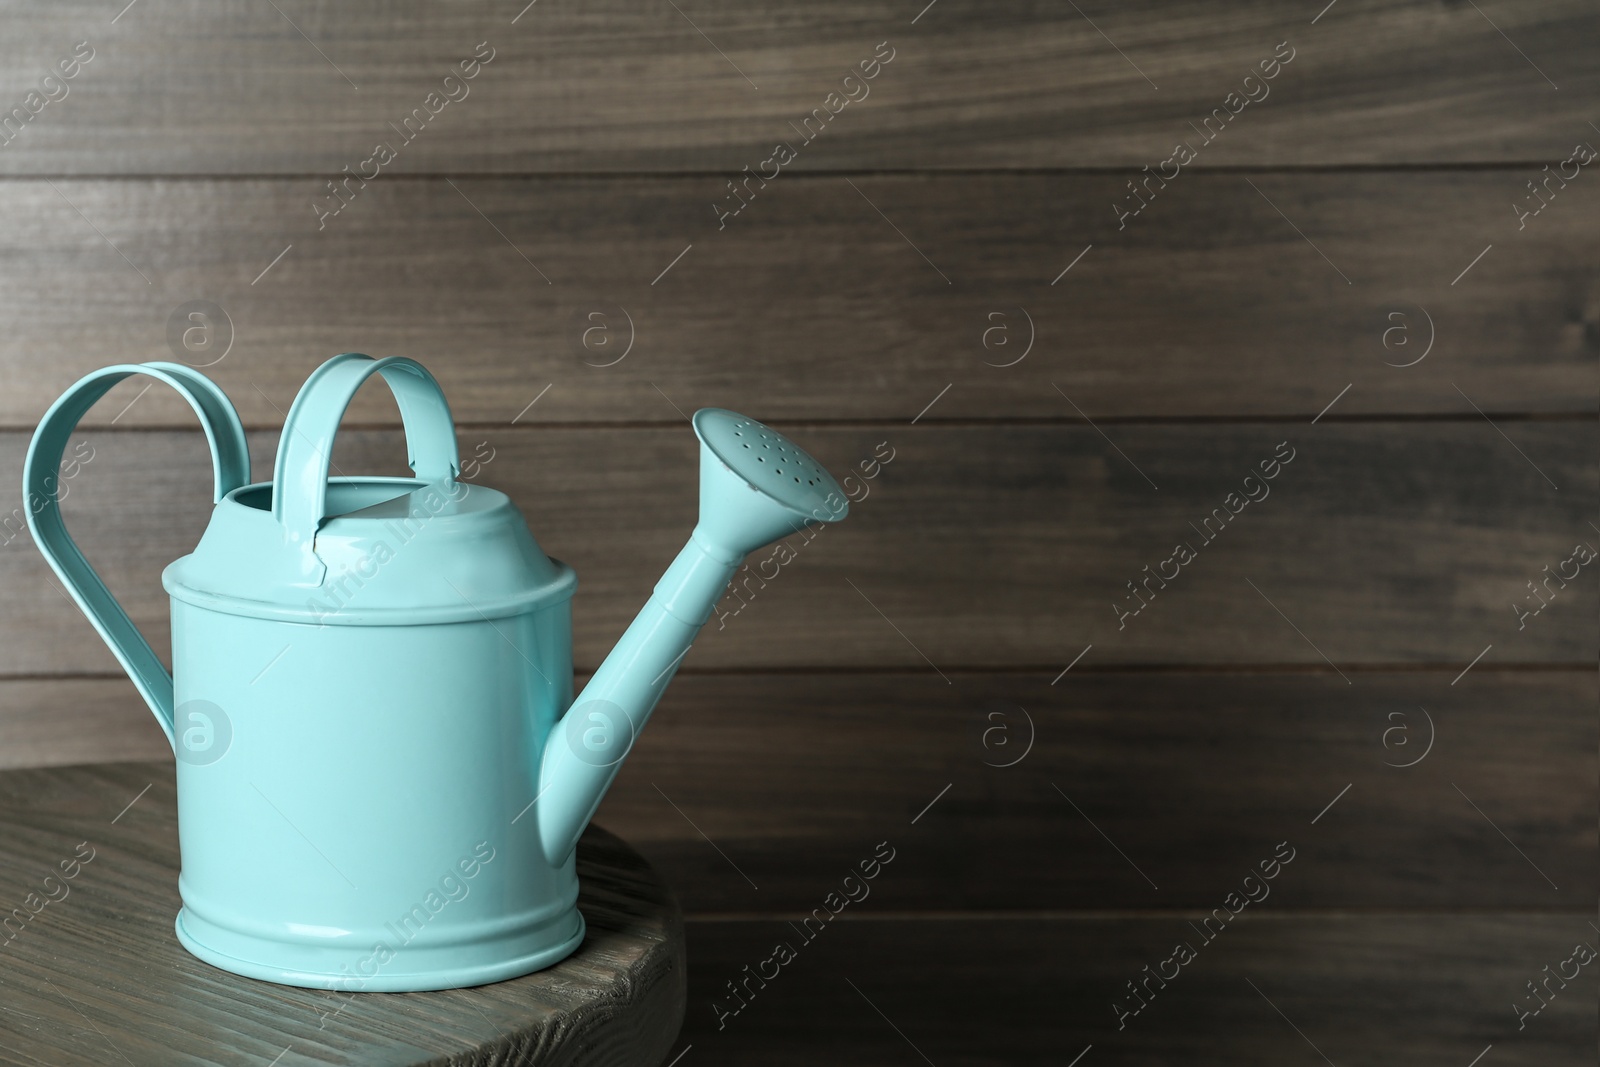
[175,906,587,991]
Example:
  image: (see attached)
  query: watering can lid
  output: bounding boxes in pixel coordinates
[163,476,575,625]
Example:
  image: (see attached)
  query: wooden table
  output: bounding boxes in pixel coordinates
[0,763,685,1066]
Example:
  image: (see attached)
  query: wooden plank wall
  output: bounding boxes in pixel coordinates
[0,1,1594,1063]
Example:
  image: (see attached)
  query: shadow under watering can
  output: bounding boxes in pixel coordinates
[24,353,848,991]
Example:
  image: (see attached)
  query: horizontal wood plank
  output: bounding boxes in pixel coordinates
[0,678,166,770]
[0,1,1594,174]
[613,670,1597,914]
[1,422,1592,674]
[680,914,1595,1064]
[2,671,1592,912]
[0,173,1592,426]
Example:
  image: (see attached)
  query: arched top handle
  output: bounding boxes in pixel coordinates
[271,354,460,581]
[22,362,251,751]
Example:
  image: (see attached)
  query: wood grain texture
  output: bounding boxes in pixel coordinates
[0,679,170,770]
[10,670,1589,913]
[0,173,1592,427]
[0,1,1594,174]
[679,914,1595,1064]
[1,421,1591,674]
[0,1,1591,1061]
[0,763,685,1067]
[607,669,1598,914]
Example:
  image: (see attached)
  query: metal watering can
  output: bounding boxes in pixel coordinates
[24,353,848,991]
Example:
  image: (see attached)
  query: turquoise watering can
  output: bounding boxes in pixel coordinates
[24,353,848,991]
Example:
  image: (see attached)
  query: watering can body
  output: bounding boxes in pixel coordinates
[166,474,582,991]
[23,354,847,991]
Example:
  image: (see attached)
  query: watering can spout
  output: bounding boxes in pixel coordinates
[537,410,848,865]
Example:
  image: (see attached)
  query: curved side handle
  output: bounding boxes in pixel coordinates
[272,354,459,582]
[23,363,251,751]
